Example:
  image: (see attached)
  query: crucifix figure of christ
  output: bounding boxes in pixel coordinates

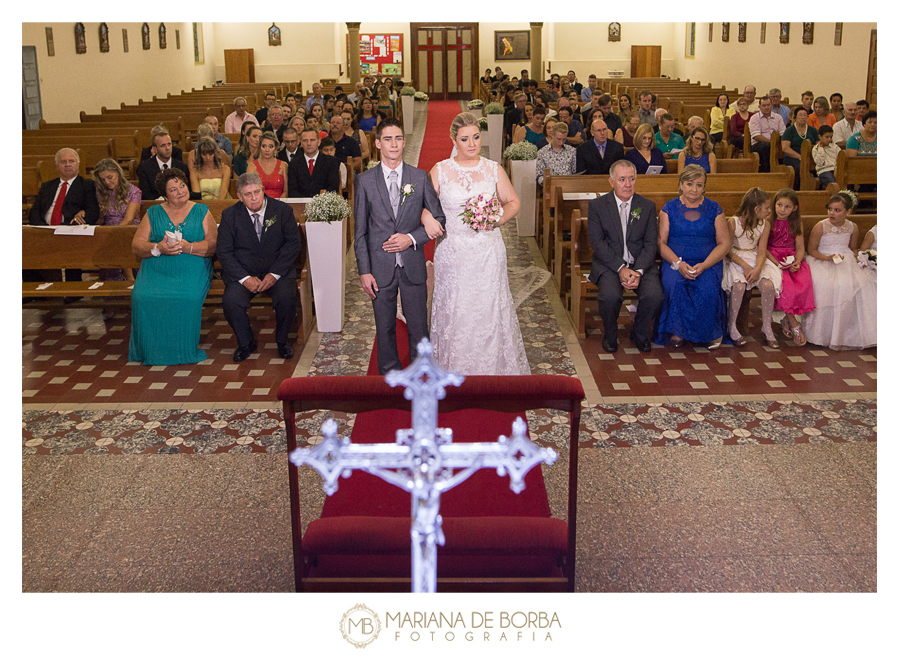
[289,338,558,593]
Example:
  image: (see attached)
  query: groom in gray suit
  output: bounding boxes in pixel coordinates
[354,118,446,374]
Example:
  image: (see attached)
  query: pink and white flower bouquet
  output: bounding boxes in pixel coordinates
[459,193,502,232]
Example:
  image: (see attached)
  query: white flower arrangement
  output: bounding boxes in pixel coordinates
[414,91,429,102]
[503,141,538,161]
[857,249,877,270]
[305,191,350,224]
[484,102,505,115]
[399,86,417,97]
[467,99,484,109]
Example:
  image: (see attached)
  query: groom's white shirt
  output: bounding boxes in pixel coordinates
[381,160,417,249]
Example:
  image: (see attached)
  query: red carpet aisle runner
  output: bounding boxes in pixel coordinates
[415,101,463,262]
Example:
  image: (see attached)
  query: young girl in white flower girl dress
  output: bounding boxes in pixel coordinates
[801,191,877,350]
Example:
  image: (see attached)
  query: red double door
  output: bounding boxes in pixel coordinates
[411,23,479,101]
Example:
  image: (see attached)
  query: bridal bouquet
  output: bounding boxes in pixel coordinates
[459,193,502,232]
[857,249,877,270]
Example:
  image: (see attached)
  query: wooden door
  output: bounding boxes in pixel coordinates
[411,23,478,101]
[224,48,255,83]
[866,29,876,108]
[630,46,661,78]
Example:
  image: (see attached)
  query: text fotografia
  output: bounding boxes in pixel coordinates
[387,611,561,642]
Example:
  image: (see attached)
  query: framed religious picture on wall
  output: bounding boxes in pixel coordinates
[268,23,281,47]
[123,28,129,53]
[608,23,621,42]
[193,22,204,64]
[75,22,86,54]
[159,23,167,50]
[45,27,54,57]
[685,23,696,58]
[708,23,713,42]
[834,23,843,46]
[761,23,767,44]
[722,23,730,42]
[738,23,746,43]
[494,30,530,61]
[142,23,150,50]
[99,23,109,53]
[803,23,814,45]
[779,23,790,44]
[176,30,180,50]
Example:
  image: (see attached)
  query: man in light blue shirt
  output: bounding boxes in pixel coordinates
[581,74,597,103]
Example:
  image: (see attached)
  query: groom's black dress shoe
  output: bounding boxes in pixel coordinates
[602,335,618,353]
[233,338,257,362]
[630,330,652,353]
[277,343,294,359]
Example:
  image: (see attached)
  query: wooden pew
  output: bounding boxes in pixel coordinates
[834,151,877,204]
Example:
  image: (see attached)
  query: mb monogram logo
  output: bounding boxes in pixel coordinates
[340,604,382,648]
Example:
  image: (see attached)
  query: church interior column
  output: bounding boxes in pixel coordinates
[530,22,543,85]
[347,22,361,85]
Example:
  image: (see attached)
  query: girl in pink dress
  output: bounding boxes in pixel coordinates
[766,189,815,346]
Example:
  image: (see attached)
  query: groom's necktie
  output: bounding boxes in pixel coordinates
[388,169,403,267]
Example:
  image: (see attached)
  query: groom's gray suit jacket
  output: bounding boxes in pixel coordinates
[353,163,445,286]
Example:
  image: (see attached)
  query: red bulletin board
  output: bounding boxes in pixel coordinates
[347,34,404,77]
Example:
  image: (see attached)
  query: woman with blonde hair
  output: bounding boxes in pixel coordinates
[190,137,232,201]
[677,126,717,173]
[246,131,287,198]
[625,123,666,174]
[93,158,142,281]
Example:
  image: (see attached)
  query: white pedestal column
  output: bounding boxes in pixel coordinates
[509,160,537,237]
[401,96,415,134]
[305,219,347,333]
[486,114,504,162]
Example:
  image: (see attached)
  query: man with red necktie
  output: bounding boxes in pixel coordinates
[286,127,341,197]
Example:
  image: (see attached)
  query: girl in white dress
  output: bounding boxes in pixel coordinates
[859,224,877,285]
[423,112,530,375]
[802,192,877,350]
[722,188,783,347]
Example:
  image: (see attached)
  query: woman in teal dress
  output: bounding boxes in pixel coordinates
[129,168,218,366]
[654,165,731,348]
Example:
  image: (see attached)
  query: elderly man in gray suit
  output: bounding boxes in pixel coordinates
[354,118,446,374]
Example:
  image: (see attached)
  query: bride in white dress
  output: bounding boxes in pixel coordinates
[424,112,531,375]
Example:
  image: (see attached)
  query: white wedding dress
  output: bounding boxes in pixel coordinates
[430,157,531,375]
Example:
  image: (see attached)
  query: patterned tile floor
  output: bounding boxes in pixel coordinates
[21,99,876,594]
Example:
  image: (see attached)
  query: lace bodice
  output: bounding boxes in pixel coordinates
[437,157,500,238]
[816,219,854,255]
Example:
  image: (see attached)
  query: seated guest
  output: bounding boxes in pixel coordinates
[730,85,759,113]
[92,158,141,281]
[596,94,623,137]
[749,96,785,172]
[247,132,287,199]
[287,127,341,197]
[812,125,840,186]
[615,111,641,148]
[543,79,559,102]
[376,84,395,118]
[846,111,876,157]
[617,94,633,126]
[769,88,790,127]
[729,97,753,153]
[654,113,686,158]
[514,105,546,145]
[263,106,286,141]
[342,109,371,161]
[575,118,624,176]
[799,91,814,115]
[626,123,666,175]
[535,117,559,150]
[190,137,232,200]
[709,93,730,145]
[186,122,214,169]
[225,97,258,134]
[357,97,381,132]
[808,96,836,130]
[217,172,302,361]
[347,82,363,105]
[637,91,657,127]
[307,116,328,140]
[281,104,293,122]
[677,126,717,174]
[322,96,337,124]
[203,116,233,156]
[535,121,577,185]
[514,102,535,134]
[654,165,730,348]
[305,82,325,111]
[129,167,217,366]
[480,68,494,85]
[685,116,704,134]
[287,114,306,138]
[588,159,663,353]
[256,92,277,125]
[308,102,330,133]
[580,89,603,127]
[284,92,297,116]
[829,93,844,122]
[232,125,262,177]
[277,127,301,164]
[781,106,819,189]
[557,106,585,147]
[832,101,863,149]
[856,99,870,115]
[320,137,347,191]
[29,147,99,227]
[581,74,598,103]
[328,114,362,169]
[137,129,197,200]
[139,124,184,164]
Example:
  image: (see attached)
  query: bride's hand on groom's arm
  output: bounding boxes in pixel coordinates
[360,273,379,300]
[420,209,444,239]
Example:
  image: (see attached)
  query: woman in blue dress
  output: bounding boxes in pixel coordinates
[676,126,717,173]
[654,165,731,348]
[129,168,217,365]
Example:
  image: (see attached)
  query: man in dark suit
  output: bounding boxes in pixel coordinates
[137,131,197,200]
[576,118,625,176]
[139,125,184,164]
[588,160,664,353]
[27,147,101,290]
[216,172,302,361]
[287,128,341,197]
[256,92,277,125]
[277,128,301,165]
[354,118,446,374]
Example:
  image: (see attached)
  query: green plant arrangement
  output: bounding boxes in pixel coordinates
[414,91,429,101]
[467,99,484,109]
[484,102,505,115]
[478,117,489,131]
[503,141,538,161]
[305,191,350,224]
[400,86,416,96]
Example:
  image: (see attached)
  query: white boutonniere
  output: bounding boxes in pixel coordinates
[264,215,277,229]
[629,208,641,223]
[401,183,415,205]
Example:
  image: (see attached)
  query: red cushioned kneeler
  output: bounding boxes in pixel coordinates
[278,339,585,592]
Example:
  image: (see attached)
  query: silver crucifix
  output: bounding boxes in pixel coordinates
[289,338,558,593]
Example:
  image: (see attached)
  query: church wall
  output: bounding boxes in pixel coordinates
[671,22,876,107]
[22,22,218,124]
